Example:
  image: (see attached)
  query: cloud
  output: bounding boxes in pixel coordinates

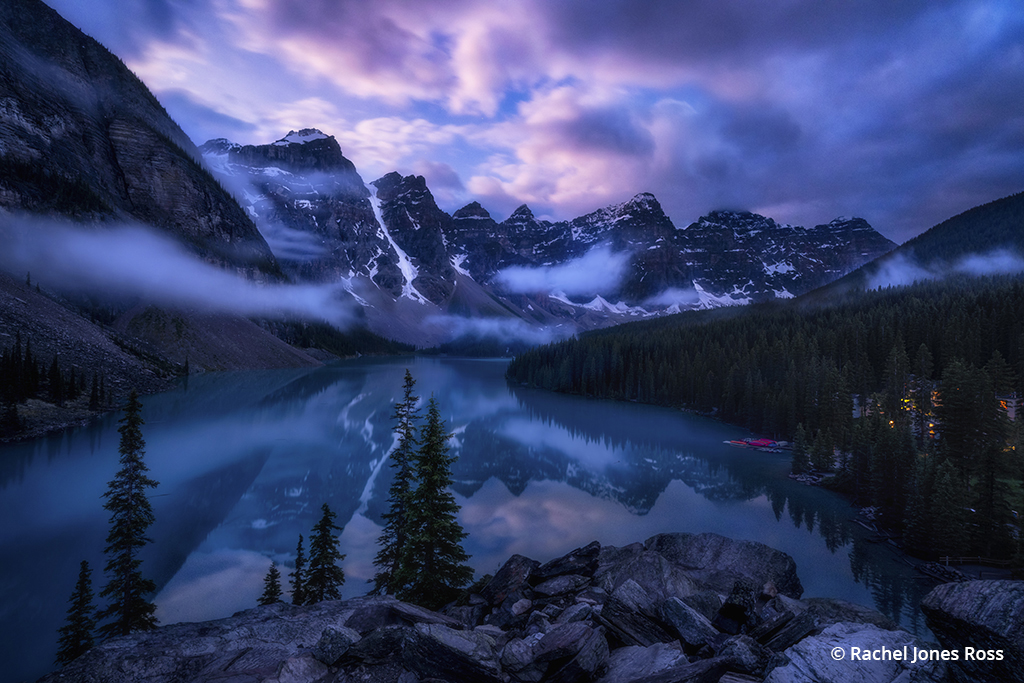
[494,246,632,297]
[423,315,564,347]
[644,287,700,308]
[865,248,1024,289]
[41,0,1024,245]
[0,216,358,328]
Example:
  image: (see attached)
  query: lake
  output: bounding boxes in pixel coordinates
[0,357,934,682]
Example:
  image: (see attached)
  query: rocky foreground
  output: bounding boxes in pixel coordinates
[42,533,1024,683]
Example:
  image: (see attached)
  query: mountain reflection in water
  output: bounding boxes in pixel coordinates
[0,357,934,683]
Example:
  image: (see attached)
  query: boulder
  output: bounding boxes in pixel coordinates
[501,633,547,682]
[681,590,724,623]
[535,574,592,597]
[717,635,769,677]
[763,622,946,683]
[598,642,688,682]
[803,598,897,631]
[533,541,602,580]
[481,554,540,606]
[534,622,609,683]
[921,579,1024,683]
[404,622,503,683]
[596,579,676,647]
[312,625,361,666]
[713,579,761,635]
[660,597,718,651]
[644,533,803,599]
[595,549,697,601]
[556,603,594,625]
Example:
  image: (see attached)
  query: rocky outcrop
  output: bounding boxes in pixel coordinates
[0,0,277,273]
[921,579,1024,683]
[43,533,954,683]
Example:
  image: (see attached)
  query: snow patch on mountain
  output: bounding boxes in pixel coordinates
[368,184,429,304]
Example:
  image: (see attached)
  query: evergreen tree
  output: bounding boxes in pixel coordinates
[258,563,283,606]
[55,560,96,665]
[289,535,306,606]
[810,429,834,471]
[97,390,159,637]
[790,423,810,474]
[305,504,346,604]
[0,402,20,438]
[401,396,473,609]
[933,458,968,557]
[372,370,420,595]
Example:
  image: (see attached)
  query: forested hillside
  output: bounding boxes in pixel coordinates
[507,275,1024,561]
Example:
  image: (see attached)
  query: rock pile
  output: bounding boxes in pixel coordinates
[43,532,963,683]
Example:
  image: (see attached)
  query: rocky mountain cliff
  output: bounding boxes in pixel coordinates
[43,532,1011,683]
[202,131,896,345]
[0,0,277,273]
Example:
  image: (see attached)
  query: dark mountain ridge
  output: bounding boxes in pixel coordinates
[0,0,277,273]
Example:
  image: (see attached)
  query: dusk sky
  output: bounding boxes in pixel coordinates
[46,0,1024,243]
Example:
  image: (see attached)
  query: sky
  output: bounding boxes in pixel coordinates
[46,0,1024,244]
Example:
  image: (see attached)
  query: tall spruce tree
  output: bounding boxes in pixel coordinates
[55,560,96,665]
[790,423,810,474]
[372,369,420,595]
[97,390,159,637]
[289,535,306,606]
[401,396,473,609]
[305,504,346,604]
[258,563,283,606]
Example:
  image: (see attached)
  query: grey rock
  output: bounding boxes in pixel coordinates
[501,633,547,682]
[763,610,819,653]
[713,578,761,635]
[718,635,769,677]
[595,550,697,602]
[481,554,540,606]
[446,604,486,628]
[405,622,503,683]
[617,656,732,683]
[748,609,796,644]
[764,622,945,683]
[660,597,718,651]
[312,625,361,666]
[512,597,534,615]
[596,579,676,647]
[535,574,592,597]
[921,579,1024,683]
[644,533,803,599]
[681,590,724,623]
[556,603,594,625]
[576,586,609,605]
[804,598,898,631]
[599,643,688,682]
[534,622,609,683]
[533,541,602,580]
[348,625,412,663]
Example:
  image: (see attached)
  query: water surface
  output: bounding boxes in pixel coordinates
[0,357,933,682]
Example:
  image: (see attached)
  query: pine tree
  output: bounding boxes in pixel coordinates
[289,535,306,606]
[401,396,473,609]
[372,369,420,595]
[97,390,159,637]
[258,563,283,606]
[305,504,346,604]
[55,560,96,665]
[791,423,810,474]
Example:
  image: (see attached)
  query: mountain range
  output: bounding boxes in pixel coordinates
[17,0,1015,437]
[198,128,895,345]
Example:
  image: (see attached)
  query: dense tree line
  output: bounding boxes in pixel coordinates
[507,275,1024,561]
[1,334,114,437]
